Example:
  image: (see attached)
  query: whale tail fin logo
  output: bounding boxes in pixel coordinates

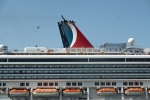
[58,16,93,48]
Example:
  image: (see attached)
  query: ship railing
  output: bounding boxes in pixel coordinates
[0,48,126,54]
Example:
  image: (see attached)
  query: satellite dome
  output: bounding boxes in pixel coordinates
[128,38,134,46]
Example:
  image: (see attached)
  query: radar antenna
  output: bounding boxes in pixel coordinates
[61,15,67,22]
[61,15,65,20]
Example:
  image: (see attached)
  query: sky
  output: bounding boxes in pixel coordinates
[0,0,150,50]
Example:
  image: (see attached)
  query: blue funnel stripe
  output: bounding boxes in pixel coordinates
[62,23,73,45]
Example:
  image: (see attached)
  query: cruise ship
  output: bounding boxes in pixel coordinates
[0,16,150,100]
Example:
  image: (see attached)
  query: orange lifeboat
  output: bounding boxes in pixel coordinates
[125,88,144,95]
[9,89,29,96]
[97,88,117,95]
[33,88,59,97]
[63,88,82,96]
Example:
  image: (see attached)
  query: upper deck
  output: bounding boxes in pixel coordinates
[0,43,146,55]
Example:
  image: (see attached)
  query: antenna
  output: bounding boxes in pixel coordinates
[61,15,66,21]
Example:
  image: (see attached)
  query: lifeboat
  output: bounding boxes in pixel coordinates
[97,88,117,95]
[9,89,29,96]
[125,88,144,95]
[33,88,59,97]
[63,88,82,96]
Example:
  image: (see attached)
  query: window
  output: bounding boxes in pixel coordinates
[123,82,128,86]
[20,83,25,86]
[140,82,143,85]
[43,83,48,86]
[95,82,99,86]
[26,83,29,86]
[101,82,105,86]
[134,82,139,85]
[112,82,116,86]
[89,58,125,62]
[78,82,82,86]
[72,82,76,86]
[106,82,110,86]
[37,83,42,86]
[8,58,88,62]
[55,82,58,86]
[129,82,133,85]
[49,83,54,86]
[66,82,71,86]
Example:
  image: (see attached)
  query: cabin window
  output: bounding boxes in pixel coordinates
[32,71,37,73]
[72,76,77,79]
[55,76,60,79]
[49,83,54,86]
[134,82,139,85]
[50,65,53,68]
[38,71,42,73]
[106,82,111,86]
[95,76,100,79]
[95,82,99,86]
[55,83,58,86]
[101,82,105,86]
[72,82,77,86]
[139,82,143,85]
[20,76,25,79]
[3,83,6,86]
[0,71,2,73]
[15,76,19,79]
[66,82,71,86]
[84,76,88,79]
[112,82,116,86]
[38,76,43,79]
[3,71,8,74]
[9,71,14,74]
[32,76,37,79]
[78,82,82,86]
[20,83,25,86]
[72,71,76,73]
[129,82,133,85]
[26,83,29,86]
[123,82,128,86]
[3,76,8,79]
[78,76,83,79]
[37,83,42,86]
[43,83,48,86]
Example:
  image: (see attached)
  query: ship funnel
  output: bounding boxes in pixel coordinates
[58,16,93,48]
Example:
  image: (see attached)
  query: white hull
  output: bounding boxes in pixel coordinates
[9,92,29,96]
[125,92,144,95]
[33,92,59,97]
[97,92,117,95]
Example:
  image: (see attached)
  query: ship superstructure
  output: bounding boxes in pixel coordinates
[0,16,150,100]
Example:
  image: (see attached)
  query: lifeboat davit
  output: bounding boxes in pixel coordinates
[148,89,150,94]
[63,88,82,96]
[125,88,144,95]
[33,88,59,97]
[97,88,117,95]
[9,89,29,96]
